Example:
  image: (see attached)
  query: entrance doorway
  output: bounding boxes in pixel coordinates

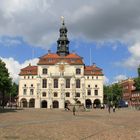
[93,99,101,108]
[53,100,59,108]
[29,98,35,108]
[85,99,92,108]
[41,100,47,108]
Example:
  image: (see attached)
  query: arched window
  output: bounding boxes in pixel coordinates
[54,79,58,88]
[76,79,80,88]
[42,79,47,88]
[54,92,58,97]
[42,68,48,74]
[76,68,81,74]
[76,92,80,97]
[65,92,70,97]
[66,79,70,88]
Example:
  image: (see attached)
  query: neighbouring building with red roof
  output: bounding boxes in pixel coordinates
[18,19,104,109]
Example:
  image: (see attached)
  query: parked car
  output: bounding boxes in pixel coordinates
[118,100,128,108]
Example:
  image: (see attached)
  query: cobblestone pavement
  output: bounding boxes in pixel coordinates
[0,108,140,140]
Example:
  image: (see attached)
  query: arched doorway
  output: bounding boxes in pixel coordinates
[20,98,27,108]
[85,99,92,108]
[29,98,35,108]
[94,99,101,108]
[53,100,59,108]
[41,100,47,108]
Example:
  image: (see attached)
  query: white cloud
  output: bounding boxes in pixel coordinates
[0,57,39,83]
[0,36,21,47]
[103,76,109,85]
[116,42,140,69]
[0,0,140,48]
[114,74,127,82]
[128,43,140,58]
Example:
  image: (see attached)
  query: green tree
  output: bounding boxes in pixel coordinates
[134,77,140,91]
[11,82,18,97]
[104,83,122,106]
[111,83,123,105]
[0,59,12,108]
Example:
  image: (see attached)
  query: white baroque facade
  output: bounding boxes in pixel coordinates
[18,20,104,109]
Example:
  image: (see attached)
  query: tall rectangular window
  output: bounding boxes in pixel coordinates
[95,90,98,95]
[42,79,47,88]
[54,79,58,88]
[30,89,34,95]
[66,79,70,88]
[23,89,27,95]
[76,79,80,88]
[87,90,91,95]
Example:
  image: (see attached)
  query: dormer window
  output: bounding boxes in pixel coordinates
[42,68,48,74]
[76,68,81,75]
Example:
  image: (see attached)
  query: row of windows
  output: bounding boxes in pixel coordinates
[42,79,81,88]
[42,91,98,97]
[23,83,99,89]
[88,84,98,88]
[86,76,99,79]
[23,89,98,97]
[87,90,98,96]
[23,89,34,95]
[24,76,34,79]
[42,68,81,75]
[24,84,34,87]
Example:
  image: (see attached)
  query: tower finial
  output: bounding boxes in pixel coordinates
[61,16,65,25]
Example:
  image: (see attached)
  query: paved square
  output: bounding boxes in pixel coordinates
[0,108,140,140]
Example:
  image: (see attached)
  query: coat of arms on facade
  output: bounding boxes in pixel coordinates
[59,64,65,72]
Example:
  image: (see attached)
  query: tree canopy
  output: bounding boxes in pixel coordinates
[134,77,140,91]
[104,83,123,106]
[0,59,12,107]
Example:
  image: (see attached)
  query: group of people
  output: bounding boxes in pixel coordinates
[65,104,116,115]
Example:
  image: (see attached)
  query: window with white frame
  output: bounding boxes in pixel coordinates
[42,68,48,74]
[95,90,98,95]
[87,90,91,95]
[30,89,34,95]
[23,89,27,95]
[42,92,46,97]
[42,79,47,88]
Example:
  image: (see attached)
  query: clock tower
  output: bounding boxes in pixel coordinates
[56,17,70,56]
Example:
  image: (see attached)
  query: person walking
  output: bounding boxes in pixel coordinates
[73,106,76,115]
[108,105,111,113]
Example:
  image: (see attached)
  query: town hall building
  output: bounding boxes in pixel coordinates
[18,19,104,109]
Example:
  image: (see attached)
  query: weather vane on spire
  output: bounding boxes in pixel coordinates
[61,16,65,25]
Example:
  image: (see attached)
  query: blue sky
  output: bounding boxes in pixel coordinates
[0,0,140,83]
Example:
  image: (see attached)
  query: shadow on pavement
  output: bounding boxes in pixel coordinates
[0,107,23,113]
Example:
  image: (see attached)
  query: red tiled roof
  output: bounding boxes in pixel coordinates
[38,53,84,65]
[40,53,60,59]
[19,65,37,75]
[65,53,82,59]
[84,65,103,76]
